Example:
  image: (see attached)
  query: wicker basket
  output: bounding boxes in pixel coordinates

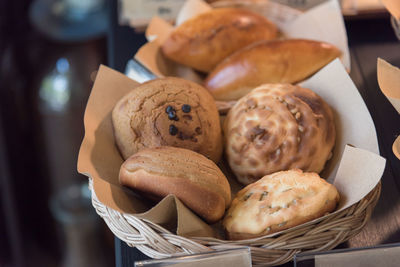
[89,178,381,266]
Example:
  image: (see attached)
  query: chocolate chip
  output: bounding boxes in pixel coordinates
[165,106,175,114]
[169,125,178,135]
[195,127,202,134]
[182,104,191,113]
[168,110,177,120]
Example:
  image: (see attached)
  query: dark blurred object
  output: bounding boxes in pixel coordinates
[294,243,400,267]
[29,0,108,42]
[50,183,108,267]
[0,0,111,266]
[0,109,25,267]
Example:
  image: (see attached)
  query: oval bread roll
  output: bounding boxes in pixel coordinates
[119,146,232,223]
[224,84,335,185]
[205,39,341,100]
[161,8,278,73]
[223,169,339,240]
[112,77,223,163]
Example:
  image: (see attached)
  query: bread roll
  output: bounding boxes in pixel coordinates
[119,146,231,223]
[223,169,339,240]
[224,83,335,185]
[161,8,278,73]
[205,39,341,100]
[112,77,222,163]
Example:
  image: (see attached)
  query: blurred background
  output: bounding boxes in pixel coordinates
[1,0,112,266]
[0,0,395,267]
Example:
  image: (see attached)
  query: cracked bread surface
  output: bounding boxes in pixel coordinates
[223,169,339,240]
[224,83,335,185]
[112,77,222,163]
[119,146,231,223]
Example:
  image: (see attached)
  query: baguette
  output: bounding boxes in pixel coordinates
[205,39,341,100]
[161,8,278,73]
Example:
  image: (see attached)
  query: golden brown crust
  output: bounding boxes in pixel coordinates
[224,84,335,185]
[112,77,223,163]
[119,146,231,223]
[223,169,339,240]
[205,39,341,100]
[161,8,278,73]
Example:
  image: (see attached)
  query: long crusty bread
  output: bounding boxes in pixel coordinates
[161,8,277,73]
[205,39,341,100]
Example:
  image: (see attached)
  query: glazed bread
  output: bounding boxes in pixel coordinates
[205,39,341,100]
[161,8,278,73]
[224,84,335,185]
[223,169,339,240]
[119,146,231,223]
[112,77,223,163]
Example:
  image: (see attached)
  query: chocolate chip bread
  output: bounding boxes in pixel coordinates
[119,146,231,223]
[224,83,335,185]
[112,77,223,162]
[223,169,339,240]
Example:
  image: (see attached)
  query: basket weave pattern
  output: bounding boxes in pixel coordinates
[90,179,381,266]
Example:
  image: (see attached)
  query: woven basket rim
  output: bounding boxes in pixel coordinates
[89,178,381,266]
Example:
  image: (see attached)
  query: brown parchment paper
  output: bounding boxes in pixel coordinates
[377,58,400,160]
[382,0,400,20]
[78,59,386,240]
[377,58,400,114]
[77,65,214,237]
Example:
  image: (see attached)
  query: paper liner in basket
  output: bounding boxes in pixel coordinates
[377,58,400,114]
[135,0,350,84]
[382,0,400,20]
[77,59,385,239]
[377,58,400,160]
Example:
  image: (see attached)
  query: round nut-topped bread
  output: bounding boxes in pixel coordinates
[119,146,231,223]
[223,169,339,240]
[224,83,335,185]
[112,77,223,163]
